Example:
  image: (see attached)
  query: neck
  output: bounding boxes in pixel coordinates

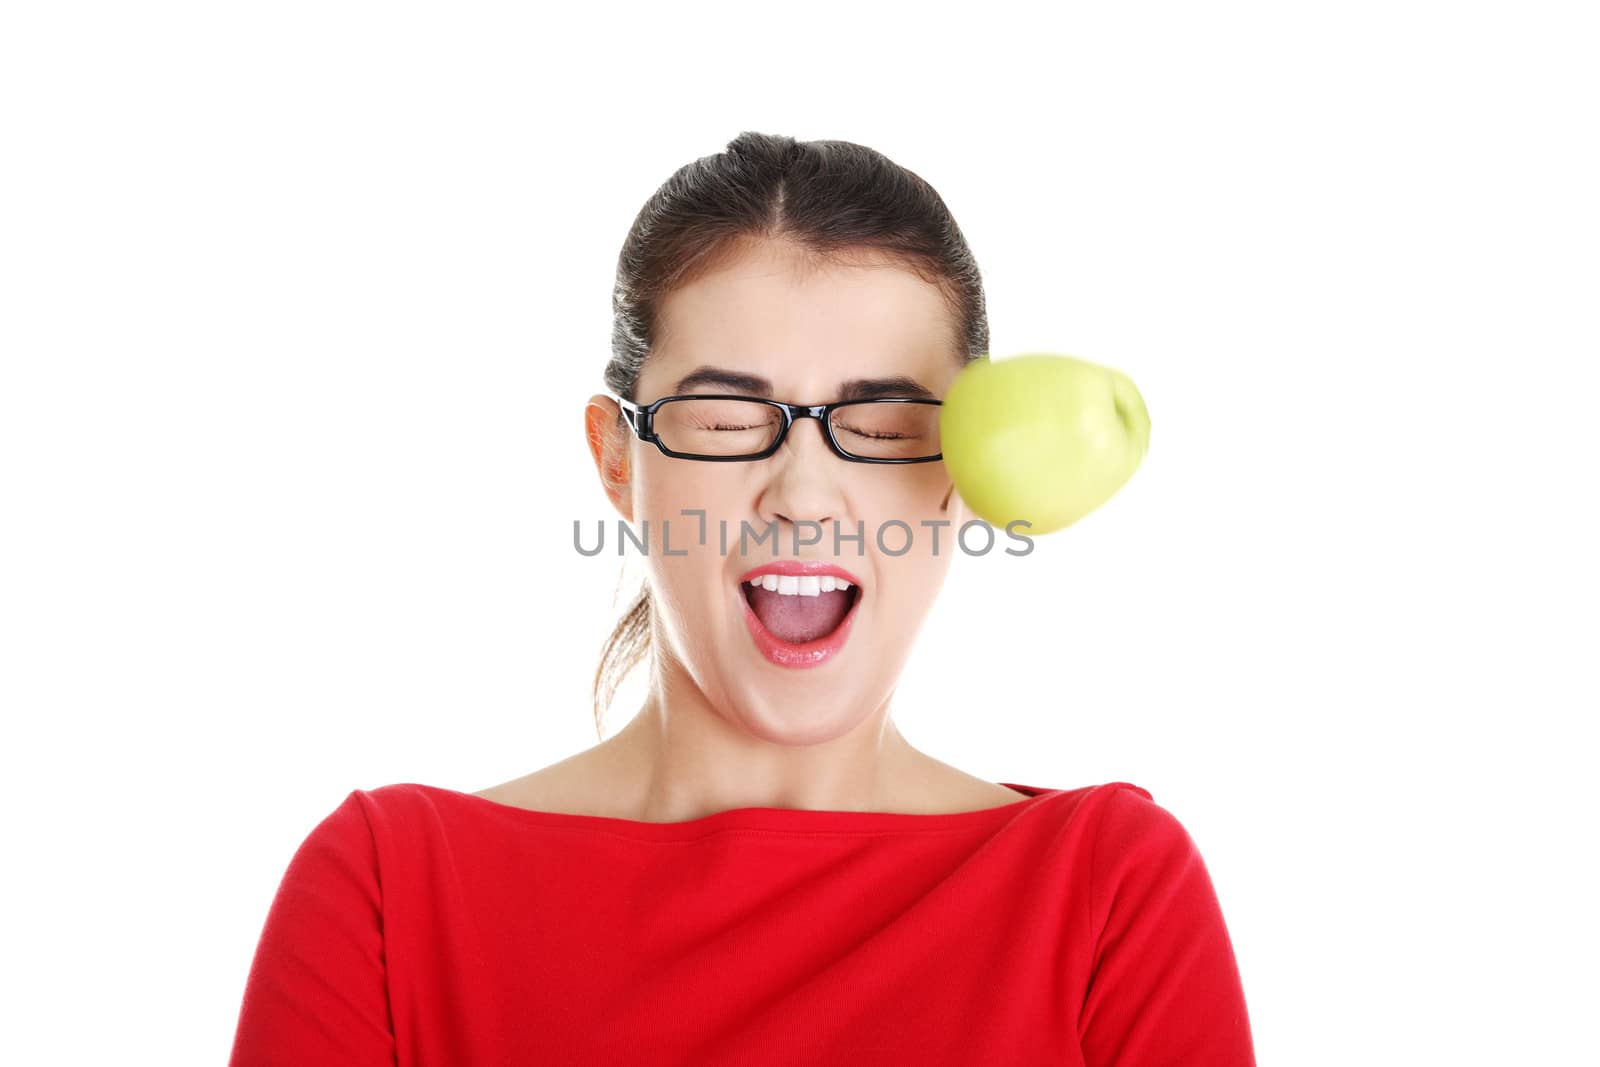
[598,655,929,823]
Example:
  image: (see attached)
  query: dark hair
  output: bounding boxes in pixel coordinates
[592,130,990,738]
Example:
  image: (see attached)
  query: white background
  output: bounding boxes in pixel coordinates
[3,2,1596,1063]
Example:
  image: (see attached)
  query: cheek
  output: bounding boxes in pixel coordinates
[647,556,713,632]
[881,534,955,595]
[854,467,955,549]
[859,497,957,618]
[632,459,738,623]
[632,454,687,518]
[641,540,730,663]
[633,460,742,539]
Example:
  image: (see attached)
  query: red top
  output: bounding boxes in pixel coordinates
[228,780,1255,1065]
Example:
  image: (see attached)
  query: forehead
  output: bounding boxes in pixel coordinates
[644,240,959,399]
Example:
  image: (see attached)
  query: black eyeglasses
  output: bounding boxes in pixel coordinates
[610,393,944,463]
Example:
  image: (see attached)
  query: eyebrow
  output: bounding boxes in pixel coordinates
[670,365,937,401]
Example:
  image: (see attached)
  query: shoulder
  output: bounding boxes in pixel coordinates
[1026,779,1178,842]
[1072,781,1205,876]
[466,745,636,818]
[305,781,450,825]
[1080,780,1193,854]
[1069,784,1256,1061]
[270,783,511,904]
[1065,782,1231,939]
[1022,781,1205,898]
[342,780,509,835]
[469,763,578,813]
[286,782,490,864]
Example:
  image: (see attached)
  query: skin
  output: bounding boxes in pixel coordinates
[478,238,1026,823]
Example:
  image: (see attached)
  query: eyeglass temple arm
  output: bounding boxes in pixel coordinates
[608,393,645,433]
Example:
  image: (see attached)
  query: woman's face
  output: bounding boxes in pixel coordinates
[588,239,972,746]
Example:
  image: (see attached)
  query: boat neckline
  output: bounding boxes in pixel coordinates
[400,781,1061,836]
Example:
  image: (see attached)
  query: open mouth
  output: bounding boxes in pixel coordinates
[740,574,862,646]
[736,566,864,668]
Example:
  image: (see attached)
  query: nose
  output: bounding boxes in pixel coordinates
[757,411,847,534]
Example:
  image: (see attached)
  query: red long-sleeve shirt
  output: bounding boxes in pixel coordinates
[228,779,1255,1065]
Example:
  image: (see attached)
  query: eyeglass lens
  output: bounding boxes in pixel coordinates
[651,398,940,460]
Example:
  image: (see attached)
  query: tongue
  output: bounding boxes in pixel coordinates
[747,586,853,644]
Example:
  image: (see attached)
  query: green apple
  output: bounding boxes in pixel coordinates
[939,353,1151,535]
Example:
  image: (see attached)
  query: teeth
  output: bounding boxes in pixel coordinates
[745,574,855,596]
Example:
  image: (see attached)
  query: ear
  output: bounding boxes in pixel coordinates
[585,394,634,522]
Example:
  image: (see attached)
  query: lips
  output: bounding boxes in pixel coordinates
[737,561,863,669]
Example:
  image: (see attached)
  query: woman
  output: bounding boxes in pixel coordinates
[228,131,1256,1065]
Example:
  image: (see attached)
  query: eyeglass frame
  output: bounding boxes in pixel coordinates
[608,392,945,464]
